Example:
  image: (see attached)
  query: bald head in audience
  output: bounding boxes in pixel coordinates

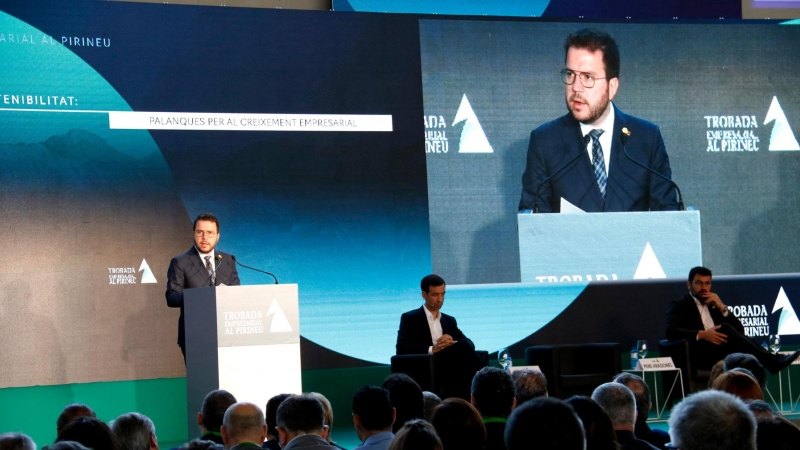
[221,403,267,450]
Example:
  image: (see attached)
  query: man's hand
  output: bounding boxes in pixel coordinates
[700,292,726,311]
[432,334,456,353]
[698,325,727,345]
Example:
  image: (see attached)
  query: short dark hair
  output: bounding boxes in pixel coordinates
[193,213,220,232]
[470,367,514,418]
[382,373,424,433]
[57,404,97,435]
[688,266,712,282]
[430,398,486,450]
[48,442,91,450]
[275,395,325,434]
[0,433,36,450]
[565,396,618,450]
[353,386,394,431]
[511,369,548,404]
[201,390,237,432]
[564,29,620,80]
[56,417,118,450]
[387,419,442,450]
[504,397,584,450]
[266,394,291,437]
[724,353,767,391]
[421,275,445,293]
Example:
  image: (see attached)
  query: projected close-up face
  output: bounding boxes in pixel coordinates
[564,47,618,125]
[194,220,220,253]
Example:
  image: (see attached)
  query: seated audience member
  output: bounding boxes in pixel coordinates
[307,392,345,450]
[510,369,548,407]
[49,443,90,450]
[386,420,442,450]
[710,371,763,401]
[613,373,669,450]
[707,360,726,388]
[0,433,36,450]
[111,413,158,450]
[668,390,756,450]
[591,383,657,450]
[504,397,584,450]
[275,395,330,450]
[382,373,423,433]
[743,399,778,420]
[199,390,238,445]
[352,386,395,450]
[565,396,619,450]
[263,394,291,450]
[56,404,97,439]
[177,440,222,450]
[754,416,800,450]
[421,392,442,423]
[220,403,267,450]
[430,398,486,450]
[723,353,767,391]
[470,367,513,450]
[56,417,118,450]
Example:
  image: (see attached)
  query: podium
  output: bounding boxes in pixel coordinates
[184,284,301,438]
[518,211,702,282]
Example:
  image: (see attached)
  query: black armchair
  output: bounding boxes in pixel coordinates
[525,343,621,399]
[659,339,710,394]
[390,351,489,398]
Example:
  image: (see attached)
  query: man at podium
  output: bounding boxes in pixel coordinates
[166,213,240,358]
[518,29,678,213]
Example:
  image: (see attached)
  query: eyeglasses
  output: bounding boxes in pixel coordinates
[560,69,607,88]
[194,230,217,238]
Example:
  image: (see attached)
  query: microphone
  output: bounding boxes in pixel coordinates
[231,255,279,284]
[620,127,685,211]
[533,135,590,213]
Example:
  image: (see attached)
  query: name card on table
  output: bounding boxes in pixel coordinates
[635,358,676,371]
[510,365,541,372]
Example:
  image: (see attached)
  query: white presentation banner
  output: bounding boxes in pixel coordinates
[109,111,393,131]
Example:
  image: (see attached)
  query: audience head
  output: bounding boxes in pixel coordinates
[565,396,619,450]
[708,360,726,388]
[755,416,800,450]
[199,390,237,434]
[743,399,778,420]
[177,439,223,450]
[511,368,548,406]
[56,404,97,437]
[591,382,636,430]
[56,417,118,450]
[668,390,756,450]
[48,442,90,450]
[430,398,486,450]
[387,419,442,450]
[307,392,335,442]
[382,373,424,432]
[470,367,514,419]
[352,385,395,440]
[220,402,267,449]
[505,397,584,450]
[111,413,158,450]
[0,433,36,450]
[265,394,291,439]
[275,395,326,446]
[724,353,767,391]
[422,391,442,422]
[711,370,764,401]
[613,373,650,425]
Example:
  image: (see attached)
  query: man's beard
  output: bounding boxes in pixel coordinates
[567,87,610,124]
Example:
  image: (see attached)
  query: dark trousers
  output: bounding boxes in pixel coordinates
[692,323,779,372]
[434,340,484,400]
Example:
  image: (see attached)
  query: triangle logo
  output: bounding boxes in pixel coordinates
[138,259,157,284]
[764,96,800,151]
[266,298,293,333]
[633,243,667,279]
[452,94,493,153]
[771,287,800,335]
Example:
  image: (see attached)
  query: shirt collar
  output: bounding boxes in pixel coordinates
[195,245,215,260]
[423,305,440,320]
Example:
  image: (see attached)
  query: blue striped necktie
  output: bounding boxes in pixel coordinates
[588,129,607,199]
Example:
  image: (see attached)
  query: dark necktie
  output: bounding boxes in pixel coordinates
[588,129,607,199]
[204,255,215,285]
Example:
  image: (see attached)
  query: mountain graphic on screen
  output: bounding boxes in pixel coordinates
[452,94,494,153]
[764,96,800,151]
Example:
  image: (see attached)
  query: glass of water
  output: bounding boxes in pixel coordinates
[636,340,648,359]
[769,335,781,354]
[498,348,512,372]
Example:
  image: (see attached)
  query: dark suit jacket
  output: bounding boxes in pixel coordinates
[396,306,474,355]
[616,430,659,450]
[166,246,240,348]
[665,293,745,342]
[519,105,678,213]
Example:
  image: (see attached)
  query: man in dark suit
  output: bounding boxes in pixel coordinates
[166,213,240,358]
[665,266,799,374]
[396,274,483,399]
[519,29,678,213]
